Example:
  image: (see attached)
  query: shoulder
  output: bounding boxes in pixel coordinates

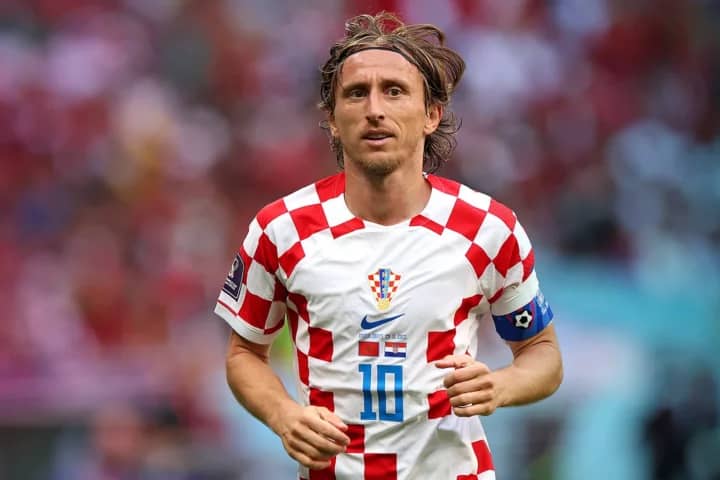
[428,176,536,286]
[254,173,345,230]
[427,174,519,233]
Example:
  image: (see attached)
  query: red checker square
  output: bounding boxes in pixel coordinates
[522,249,535,281]
[279,241,305,277]
[309,387,335,412]
[410,215,444,235]
[427,329,456,362]
[273,281,287,301]
[446,199,487,241]
[238,247,252,284]
[315,174,342,202]
[364,453,397,480]
[330,217,365,238]
[238,291,272,330]
[346,424,365,453]
[427,390,452,419]
[296,350,309,386]
[287,292,309,323]
[493,234,519,278]
[286,309,299,342]
[309,457,336,480]
[453,295,482,326]
[488,198,516,231]
[256,198,288,229]
[472,439,494,473]
[254,232,279,273]
[290,204,330,240]
[358,341,379,357]
[308,327,333,362]
[429,175,461,196]
[465,243,492,278]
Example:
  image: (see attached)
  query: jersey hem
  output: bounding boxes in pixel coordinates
[213,303,276,345]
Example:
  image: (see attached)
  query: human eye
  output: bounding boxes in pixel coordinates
[387,86,403,97]
[347,88,366,99]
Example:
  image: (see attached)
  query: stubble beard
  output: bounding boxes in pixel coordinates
[356,155,401,177]
[342,144,403,178]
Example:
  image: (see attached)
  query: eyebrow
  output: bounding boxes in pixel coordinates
[339,76,412,95]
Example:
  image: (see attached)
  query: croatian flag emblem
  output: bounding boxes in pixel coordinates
[384,341,407,358]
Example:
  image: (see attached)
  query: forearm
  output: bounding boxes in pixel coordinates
[495,337,563,407]
[226,348,300,435]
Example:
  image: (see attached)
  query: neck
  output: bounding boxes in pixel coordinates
[344,161,430,226]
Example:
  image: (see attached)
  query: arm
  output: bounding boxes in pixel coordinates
[226,331,350,469]
[437,324,562,416]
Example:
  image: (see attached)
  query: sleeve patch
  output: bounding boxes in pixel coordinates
[492,290,553,341]
[222,254,244,300]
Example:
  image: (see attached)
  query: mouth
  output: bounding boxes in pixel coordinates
[362,131,394,145]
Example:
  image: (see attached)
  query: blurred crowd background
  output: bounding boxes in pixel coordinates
[1,0,719,479]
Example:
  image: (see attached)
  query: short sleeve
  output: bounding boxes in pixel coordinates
[214,216,287,345]
[476,206,554,341]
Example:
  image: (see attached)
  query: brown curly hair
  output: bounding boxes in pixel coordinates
[318,12,466,173]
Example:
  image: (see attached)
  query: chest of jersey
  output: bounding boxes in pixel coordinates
[284,224,491,411]
[287,226,480,340]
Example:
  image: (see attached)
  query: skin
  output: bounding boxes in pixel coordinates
[328,49,441,225]
[225,48,563,471]
[226,332,349,470]
[436,325,562,416]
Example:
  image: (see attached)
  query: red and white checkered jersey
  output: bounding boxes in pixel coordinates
[215,173,552,480]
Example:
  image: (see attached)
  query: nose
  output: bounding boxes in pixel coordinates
[365,89,385,123]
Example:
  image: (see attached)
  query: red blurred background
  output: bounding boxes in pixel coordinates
[1,1,718,479]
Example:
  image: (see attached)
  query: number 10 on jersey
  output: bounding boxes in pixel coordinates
[358,364,404,422]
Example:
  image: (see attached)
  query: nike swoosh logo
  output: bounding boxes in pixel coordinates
[360,313,405,330]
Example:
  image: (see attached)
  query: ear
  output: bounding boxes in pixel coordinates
[424,104,442,136]
[327,114,339,138]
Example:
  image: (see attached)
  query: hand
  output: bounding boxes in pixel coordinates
[435,354,501,417]
[275,405,350,470]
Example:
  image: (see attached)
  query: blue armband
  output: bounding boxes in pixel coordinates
[492,290,553,341]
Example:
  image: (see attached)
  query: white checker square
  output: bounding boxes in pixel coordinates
[268,212,300,255]
[479,263,504,300]
[283,183,321,211]
[299,228,334,259]
[503,261,524,287]
[441,227,475,255]
[242,218,261,257]
[457,184,492,211]
[244,260,275,300]
[322,195,355,227]
[293,320,310,355]
[473,214,512,259]
[334,452,363,478]
[513,223,532,258]
[423,188,457,226]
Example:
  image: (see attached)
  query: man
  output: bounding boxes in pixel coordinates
[216,12,562,480]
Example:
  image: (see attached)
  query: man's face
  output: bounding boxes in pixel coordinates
[329,49,440,176]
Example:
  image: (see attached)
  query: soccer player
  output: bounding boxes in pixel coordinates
[216,12,562,480]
